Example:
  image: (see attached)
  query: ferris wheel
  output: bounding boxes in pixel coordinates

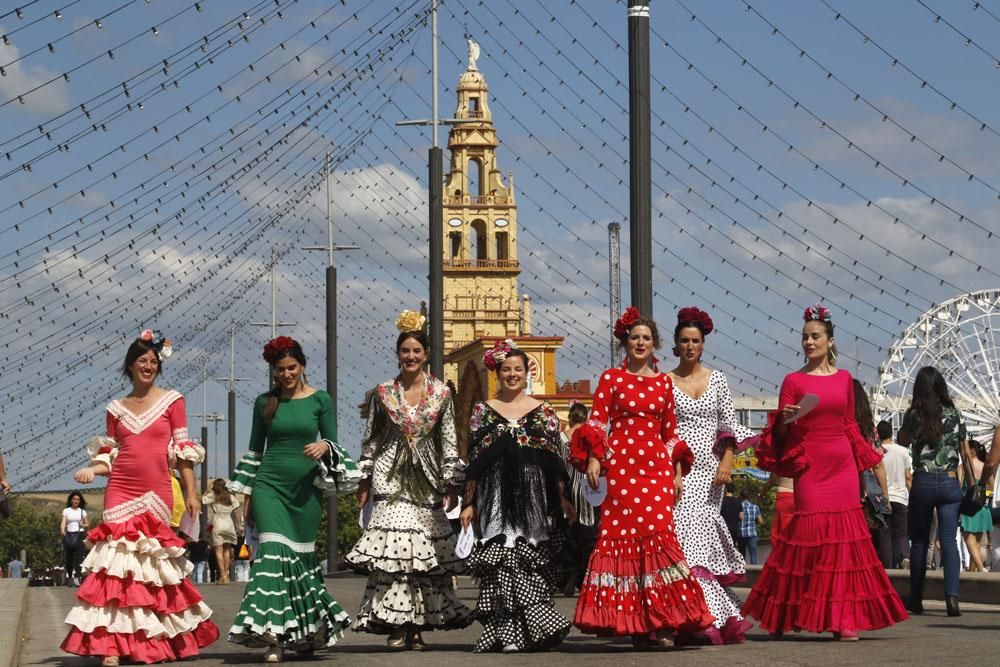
[873,289,1000,442]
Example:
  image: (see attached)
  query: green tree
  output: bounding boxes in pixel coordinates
[314,494,362,570]
[0,497,62,572]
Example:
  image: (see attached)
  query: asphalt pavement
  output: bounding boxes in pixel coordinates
[14,574,1000,666]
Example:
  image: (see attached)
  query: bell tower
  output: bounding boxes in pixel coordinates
[441,58,521,354]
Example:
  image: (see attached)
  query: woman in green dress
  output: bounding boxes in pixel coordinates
[346,311,472,649]
[228,336,359,663]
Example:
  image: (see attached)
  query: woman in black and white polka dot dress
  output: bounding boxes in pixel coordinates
[668,307,757,644]
[346,325,473,650]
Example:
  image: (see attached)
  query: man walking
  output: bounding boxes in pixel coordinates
[738,493,764,565]
[878,420,912,568]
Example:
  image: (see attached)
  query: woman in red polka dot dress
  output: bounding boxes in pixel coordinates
[568,308,714,648]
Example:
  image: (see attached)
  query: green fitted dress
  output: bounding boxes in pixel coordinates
[227,390,355,651]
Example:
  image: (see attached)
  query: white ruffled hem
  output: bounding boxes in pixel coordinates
[83,537,192,585]
[65,601,213,638]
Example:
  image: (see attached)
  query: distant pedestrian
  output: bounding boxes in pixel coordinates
[898,366,966,617]
[60,491,89,586]
[959,440,991,572]
[202,478,241,585]
[7,557,23,578]
[720,485,742,548]
[557,400,597,595]
[878,420,912,568]
[737,494,763,564]
[188,539,209,584]
[854,380,892,570]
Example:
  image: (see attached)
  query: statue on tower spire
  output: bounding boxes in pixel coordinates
[467,38,480,71]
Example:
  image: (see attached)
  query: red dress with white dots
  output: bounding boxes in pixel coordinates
[569,367,715,636]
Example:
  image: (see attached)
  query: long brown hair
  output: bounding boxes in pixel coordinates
[211,478,232,505]
[906,366,954,453]
[852,379,875,443]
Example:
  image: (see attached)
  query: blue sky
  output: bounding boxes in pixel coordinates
[2,0,999,489]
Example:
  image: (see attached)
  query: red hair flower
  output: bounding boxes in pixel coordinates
[613,306,642,340]
[483,338,517,371]
[263,336,297,364]
[677,306,714,336]
[803,304,832,323]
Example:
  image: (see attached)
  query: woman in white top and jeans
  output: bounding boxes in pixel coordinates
[60,491,89,586]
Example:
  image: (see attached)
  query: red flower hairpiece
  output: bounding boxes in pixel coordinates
[803,304,832,323]
[263,336,297,364]
[676,306,714,336]
[613,306,643,340]
[483,338,517,371]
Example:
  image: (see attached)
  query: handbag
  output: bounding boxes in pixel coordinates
[959,442,987,518]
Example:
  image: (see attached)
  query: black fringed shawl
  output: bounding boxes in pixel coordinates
[465,401,567,534]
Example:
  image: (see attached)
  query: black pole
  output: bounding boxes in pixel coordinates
[628,0,653,317]
[227,390,236,478]
[429,146,444,378]
[325,264,339,575]
[200,425,209,534]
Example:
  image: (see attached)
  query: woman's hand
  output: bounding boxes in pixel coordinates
[586,456,602,490]
[303,441,327,460]
[185,492,201,518]
[443,489,458,512]
[560,496,578,525]
[713,448,734,486]
[356,478,371,506]
[74,466,98,484]
[243,497,253,527]
[459,504,475,530]
[674,474,684,503]
[781,404,801,422]
[0,477,9,495]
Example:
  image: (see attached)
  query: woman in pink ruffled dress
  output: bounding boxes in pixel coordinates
[62,331,219,665]
[742,305,906,640]
[668,307,756,644]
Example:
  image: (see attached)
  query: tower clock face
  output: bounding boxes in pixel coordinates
[448,218,463,227]
[494,218,509,227]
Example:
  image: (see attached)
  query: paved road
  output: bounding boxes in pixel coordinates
[19,575,1000,666]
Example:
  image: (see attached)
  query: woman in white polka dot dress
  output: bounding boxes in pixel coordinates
[668,307,757,645]
[569,308,714,649]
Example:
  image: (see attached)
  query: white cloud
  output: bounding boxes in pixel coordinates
[0,24,70,114]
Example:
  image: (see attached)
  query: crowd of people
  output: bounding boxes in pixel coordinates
[0,303,997,664]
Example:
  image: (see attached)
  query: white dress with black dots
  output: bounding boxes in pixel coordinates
[672,370,756,642]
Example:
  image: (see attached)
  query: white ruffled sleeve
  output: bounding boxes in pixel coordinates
[87,435,119,471]
[166,396,206,465]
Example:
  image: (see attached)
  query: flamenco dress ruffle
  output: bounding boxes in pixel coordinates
[60,510,219,663]
[228,538,350,650]
[467,535,571,653]
[742,507,907,633]
[575,528,715,636]
[347,498,472,633]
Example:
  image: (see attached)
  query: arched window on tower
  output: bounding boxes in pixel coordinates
[471,219,488,262]
[467,158,483,198]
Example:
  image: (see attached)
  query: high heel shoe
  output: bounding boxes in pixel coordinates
[101,657,120,667]
[833,630,859,642]
[263,647,282,663]
[946,596,961,617]
[386,629,407,649]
